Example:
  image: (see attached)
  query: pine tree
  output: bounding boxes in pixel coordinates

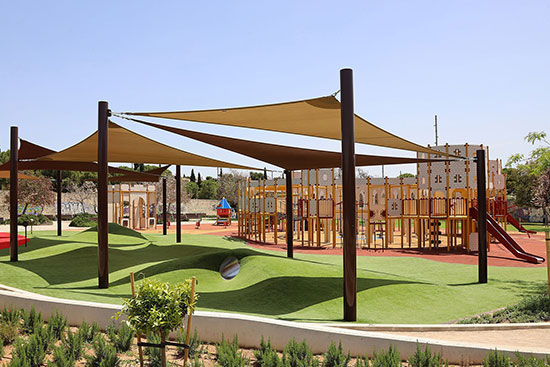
[190,169,196,182]
[263,167,268,179]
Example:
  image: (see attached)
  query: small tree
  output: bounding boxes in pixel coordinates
[184,181,199,199]
[68,181,98,214]
[117,278,197,367]
[4,177,55,214]
[198,179,218,199]
[217,170,246,208]
[155,177,190,216]
[533,169,550,298]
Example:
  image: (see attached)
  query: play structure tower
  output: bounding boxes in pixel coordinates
[107,184,157,230]
[216,197,232,226]
[237,143,544,264]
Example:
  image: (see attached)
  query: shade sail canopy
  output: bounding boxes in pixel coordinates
[38,122,259,170]
[125,96,457,157]
[0,171,39,180]
[104,165,170,182]
[133,119,453,170]
[19,139,55,160]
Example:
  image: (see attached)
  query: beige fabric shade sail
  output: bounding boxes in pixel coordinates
[0,171,39,180]
[38,122,259,170]
[132,119,453,171]
[125,96,458,157]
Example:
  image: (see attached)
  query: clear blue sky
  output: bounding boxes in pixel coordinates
[1,1,548,178]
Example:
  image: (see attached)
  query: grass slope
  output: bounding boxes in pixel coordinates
[0,226,546,324]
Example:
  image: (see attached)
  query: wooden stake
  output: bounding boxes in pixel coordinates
[130,272,144,367]
[546,230,550,299]
[183,276,197,366]
[161,332,167,367]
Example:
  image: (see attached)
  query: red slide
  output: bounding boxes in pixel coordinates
[505,213,537,237]
[0,232,29,250]
[470,208,544,264]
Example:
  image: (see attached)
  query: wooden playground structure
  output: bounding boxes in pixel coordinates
[108,183,157,230]
[238,143,513,252]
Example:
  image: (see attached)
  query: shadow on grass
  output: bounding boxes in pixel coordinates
[1,243,283,286]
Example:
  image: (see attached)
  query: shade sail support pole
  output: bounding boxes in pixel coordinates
[163,177,167,236]
[10,126,18,262]
[57,170,62,236]
[285,169,293,258]
[476,149,488,284]
[98,101,109,289]
[340,68,357,321]
[176,165,181,243]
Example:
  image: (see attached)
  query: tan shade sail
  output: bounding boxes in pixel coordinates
[0,171,39,180]
[38,122,259,170]
[0,160,132,175]
[125,96,456,157]
[19,139,55,160]
[134,119,452,170]
[105,165,170,182]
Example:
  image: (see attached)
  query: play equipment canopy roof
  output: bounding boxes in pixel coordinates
[0,171,39,180]
[132,119,451,170]
[38,122,259,170]
[125,96,454,157]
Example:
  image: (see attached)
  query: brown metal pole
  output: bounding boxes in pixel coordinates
[57,170,62,236]
[285,169,293,258]
[340,68,357,321]
[176,165,181,243]
[162,177,167,235]
[98,101,110,289]
[476,149,488,284]
[10,126,18,262]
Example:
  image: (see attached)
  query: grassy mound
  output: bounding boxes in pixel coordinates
[0,230,547,323]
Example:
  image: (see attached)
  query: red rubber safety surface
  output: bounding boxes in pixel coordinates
[195,225,547,268]
[0,232,29,250]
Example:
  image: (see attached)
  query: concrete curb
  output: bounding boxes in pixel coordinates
[324,322,550,332]
[1,286,549,363]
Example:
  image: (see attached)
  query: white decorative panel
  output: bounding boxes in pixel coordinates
[390,188,401,199]
[387,198,402,216]
[265,197,276,213]
[334,178,342,185]
[388,177,400,185]
[447,145,466,158]
[250,181,259,187]
[449,171,467,189]
[430,163,447,191]
[292,178,301,185]
[469,233,478,251]
[318,169,332,185]
[403,177,417,185]
[488,160,498,174]
[370,178,385,186]
[418,163,430,190]
[494,174,505,190]
[292,171,301,179]
[371,208,384,221]
[355,178,367,186]
[371,188,385,208]
[265,179,275,186]
[309,199,317,216]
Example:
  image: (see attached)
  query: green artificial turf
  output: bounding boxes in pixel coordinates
[0,224,546,324]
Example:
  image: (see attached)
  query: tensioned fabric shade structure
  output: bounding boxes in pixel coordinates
[0,171,39,180]
[129,119,453,170]
[97,165,171,183]
[124,95,458,157]
[38,121,259,170]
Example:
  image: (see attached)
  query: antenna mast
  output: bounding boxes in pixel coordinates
[434,115,439,146]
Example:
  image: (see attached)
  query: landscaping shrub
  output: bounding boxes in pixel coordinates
[62,329,84,361]
[0,339,4,359]
[79,321,100,343]
[514,352,550,367]
[371,345,401,367]
[282,338,318,367]
[0,321,18,345]
[85,335,120,367]
[52,346,76,367]
[107,321,133,352]
[48,310,68,340]
[216,335,249,367]
[176,328,203,359]
[144,333,162,367]
[354,356,368,367]
[69,213,97,227]
[13,328,52,367]
[18,214,52,226]
[1,305,20,325]
[483,350,511,367]
[407,344,443,367]
[254,336,282,367]
[22,306,43,334]
[323,341,350,367]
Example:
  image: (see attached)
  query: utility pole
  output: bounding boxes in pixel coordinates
[434,115,439,146]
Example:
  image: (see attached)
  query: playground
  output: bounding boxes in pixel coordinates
[0,222,547,324]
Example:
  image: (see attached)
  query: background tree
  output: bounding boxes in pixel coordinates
[184,181,199,199]
[190,169,196,182]
[507,130,550,175]
[217,171,246,207]
[68,181,98,213]
[533,169,550,228]
[198,179,218,199]
[155,177,190,215]
[356,168,370,178]
[250,171,264,180]
[503,167,537,208]
[197,173,202,187]
[4,177,55,214]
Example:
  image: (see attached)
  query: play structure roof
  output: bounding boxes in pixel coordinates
[130,119,452,170]
[125,95,457,157]
[217,197,231,209]
[38,122,259,170]
[0,171,39,180]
